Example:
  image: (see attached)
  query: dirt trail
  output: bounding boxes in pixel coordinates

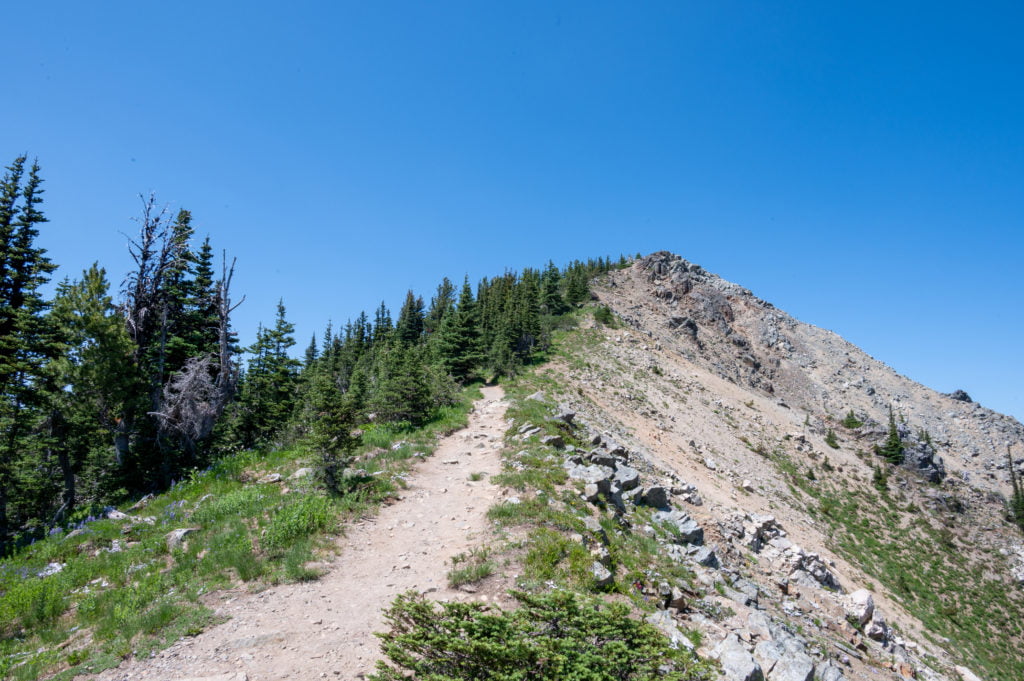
[93,385,508,681]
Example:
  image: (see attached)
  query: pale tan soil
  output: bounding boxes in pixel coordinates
[89,385,508,681]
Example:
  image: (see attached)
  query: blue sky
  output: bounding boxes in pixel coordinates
[5,2,1023,420]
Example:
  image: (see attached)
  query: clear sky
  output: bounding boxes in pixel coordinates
[4,2,1023,420]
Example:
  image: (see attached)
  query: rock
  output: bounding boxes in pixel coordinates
[816,661,846,681]
[746,611,772,640]
[955,666,983,681]
[704,457,718,471]
[341,468,368,478]
[288,467,314,480]
[770,653,815,681]
[587,450,619,468]
[753,639,784,674]
[948,389,973,403]
[540,434,565,449]
[641,485,671,509]
[129,493,154,510]
[691,545,720,568]
[37,562,64,577]
[166,527,200,551]
[614,465,640,491]
[582,483,601,503]
[553,411,576,425]
[653,510,704,545]
[646,610,695,650]
[590,561,613,588]
[845,589,874,626]
[742,479,754,492]
[526,391,546,402]
[257,473,282,484]
[713,634,765,681]
[568,464,615,492]
[106,509,131,520]
[864,609,888,642]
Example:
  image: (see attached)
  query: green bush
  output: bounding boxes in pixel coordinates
[841,410,863,429]
[262,495,334,554]
[592,306,616,327]
[371,590,714,681]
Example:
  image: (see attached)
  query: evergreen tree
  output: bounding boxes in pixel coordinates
[306,365,358,496]
[0,157,59,554]
[425,277,455,335]
[540,260,566,315]
[395,290,425,347]
[1008,446,1024,532]
[876,407,904,465]
[435,277,483,382]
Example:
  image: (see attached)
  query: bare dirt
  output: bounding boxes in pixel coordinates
[92,385,508,681]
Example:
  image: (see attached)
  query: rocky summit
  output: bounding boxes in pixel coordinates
[522,251,1024,680]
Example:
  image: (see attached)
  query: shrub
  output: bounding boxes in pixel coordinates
[841,410,863,429]
[262,495,334,554]
[824,429,839,449]
[371,590,714,681]
[592,306,616,327]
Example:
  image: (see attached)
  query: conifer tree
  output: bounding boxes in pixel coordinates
[877,406,904,465]
[0,157,59,553]
[395,290,425,347]
[425,277,456,335]
[435,277,483,382]
[1008,446,1024,532]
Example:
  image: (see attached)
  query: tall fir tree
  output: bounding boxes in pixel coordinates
[435,277,483,382]
[0,157,59,553]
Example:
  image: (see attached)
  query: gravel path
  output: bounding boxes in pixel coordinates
[91,385,508,681]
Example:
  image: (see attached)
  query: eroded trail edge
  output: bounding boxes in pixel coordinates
[95,385,508,681]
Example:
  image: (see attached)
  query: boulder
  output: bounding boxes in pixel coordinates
[553,411,576,425]
[590,561,613,588]
[588,450,619,468]
[845,589,874,626]
[865,609,888,642]
[568,464,615,492]
[691,545,720,568]
[753,639,784,675]
[288,467,314,480]
[540,434,565,449]
[166,527,200,551]
[37,562,64,578]
[640,485,671,509]
[816,661,846,681]
[106,509,131,520]
[614,465,640,491]
[258,473,283,484]
[646,610,695,650]
[770,653,815,681]
[713,635,765,681]
[653,510,704,545]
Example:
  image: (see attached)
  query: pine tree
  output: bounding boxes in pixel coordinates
[1008,446,1024,532]
[434,277,483,382]
[395,290,425,347]
[0,157,59,554]
[876,407,904,465]
[306,365,358,496]
[425,277,456,335]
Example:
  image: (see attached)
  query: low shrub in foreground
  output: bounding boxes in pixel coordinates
[371,590,714,681]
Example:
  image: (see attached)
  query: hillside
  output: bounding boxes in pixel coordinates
[2,251,1021,681]
[526,251,1024,679]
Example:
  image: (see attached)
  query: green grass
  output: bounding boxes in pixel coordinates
[447,547,495,587]
[0,384,480,681]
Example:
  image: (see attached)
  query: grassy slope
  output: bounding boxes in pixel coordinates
[0,387,480,681]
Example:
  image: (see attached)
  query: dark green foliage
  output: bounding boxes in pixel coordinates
[593,305,616,327]
[306,367,358,496]
[876,407,904,465]
[434,277,484,382]
[0,157,59,554]
[1008,446,1024,533]
[371,590,713,681]
[394,290,425,347]
[824,428,839,449]
[841,410,863,429]
[872,464,888,491]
